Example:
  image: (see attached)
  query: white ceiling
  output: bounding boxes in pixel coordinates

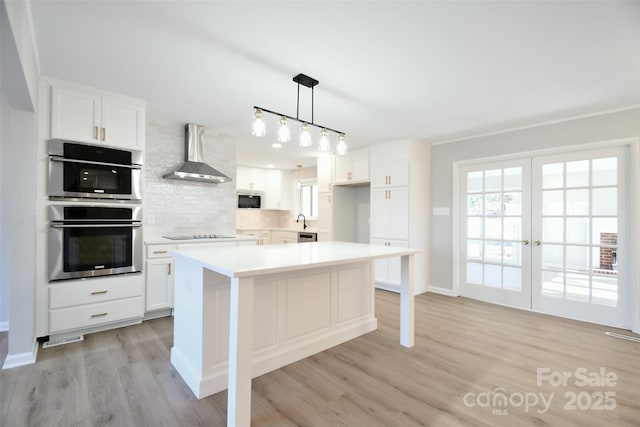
[30,1,640,169]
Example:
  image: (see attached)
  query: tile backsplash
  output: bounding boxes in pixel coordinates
[143,117,236,237]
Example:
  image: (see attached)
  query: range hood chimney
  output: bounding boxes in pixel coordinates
[163,123,232,184]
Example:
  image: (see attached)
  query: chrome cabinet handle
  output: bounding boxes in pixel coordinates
[49,157,142,169]
[522,240,530,245]
[534,240,542,246]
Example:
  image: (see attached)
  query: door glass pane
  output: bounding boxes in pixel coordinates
[592,247,617,272]
[566,189,589,215]
[484,218,502,239]
[566,246,589,272]
[565,273,590,302]
[467,240,483,260]
[592,188,617,215]
[543,163,563,189]
[503,242,521,266]
[542,244,563,269]
[503,217,521,241]
[542,271,564,298]
[592,218,617,246]
[592,275,617,306]
[484,241,502,262]
[484,264,501,287]
[542,190,563,215]
[542,218,563,243]
[467,195,483,215]
[504,167,522,191]
[503,266,522,291]
[485,193,502,216]
[592,157,617,186]
[467,217,483,238]
[566,160,589,188]
[484,169,502,192]
[566,218,589,244]
[503,192,522,215]
[467,171,483,193]
[467,262,483,284]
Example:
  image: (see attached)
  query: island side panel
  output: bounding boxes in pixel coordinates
[170,257,206,397]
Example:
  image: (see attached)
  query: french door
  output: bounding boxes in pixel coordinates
[460,146,629,328]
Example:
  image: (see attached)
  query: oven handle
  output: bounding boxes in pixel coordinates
[50,223,142,228]
[50,156,142,170]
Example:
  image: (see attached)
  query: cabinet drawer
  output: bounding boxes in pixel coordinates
[271,231,297,244]
[146,244,175,259]
[49,275,144,309]
[49,296,143,333]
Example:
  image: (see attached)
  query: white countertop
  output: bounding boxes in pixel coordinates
[171,241,420,278]
[236,227,317,233]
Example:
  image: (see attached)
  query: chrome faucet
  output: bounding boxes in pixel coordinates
[296,214,308,229]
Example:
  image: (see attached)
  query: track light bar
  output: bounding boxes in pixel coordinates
[252,105,344,136]
[251,73,346,154]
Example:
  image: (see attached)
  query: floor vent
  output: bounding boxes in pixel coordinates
[605,332,640,343]
[42,335,84,348]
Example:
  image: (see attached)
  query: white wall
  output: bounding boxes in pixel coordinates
[143,117,236,237]
[1,0,40,367]
[429,107,640,291]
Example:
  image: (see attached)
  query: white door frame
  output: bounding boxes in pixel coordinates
[452,138,640,333]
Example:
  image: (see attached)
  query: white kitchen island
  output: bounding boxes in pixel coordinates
[170,241,419,427]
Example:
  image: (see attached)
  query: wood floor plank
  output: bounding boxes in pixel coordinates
[1,290,639,426]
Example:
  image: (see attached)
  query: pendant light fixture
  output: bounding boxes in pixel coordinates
[251,73,346,155]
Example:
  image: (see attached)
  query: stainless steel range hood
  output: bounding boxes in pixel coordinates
[163,123,232,183]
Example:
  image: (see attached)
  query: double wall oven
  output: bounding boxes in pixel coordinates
[47,140,144,282]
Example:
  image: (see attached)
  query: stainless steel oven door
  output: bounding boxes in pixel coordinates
[49,158,142,202]
[49,221,143,281]
[48,139,143,202]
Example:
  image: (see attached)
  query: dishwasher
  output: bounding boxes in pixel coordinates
[297,232,318,242]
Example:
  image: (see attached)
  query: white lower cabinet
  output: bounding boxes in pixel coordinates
[371,239,408,291]
[47,274,144,334]
[146,258,174,311]
[271,231,298,244]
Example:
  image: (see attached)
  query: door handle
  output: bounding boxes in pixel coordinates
[522,240,530,245]
[534,240,541,246]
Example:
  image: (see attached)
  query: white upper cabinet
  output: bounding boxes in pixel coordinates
[50,84,145,150]
[264,169,292,210]
[334,148,369,185]
[236,166,266,192]
[371,158,410,189]
[317,154,334,193]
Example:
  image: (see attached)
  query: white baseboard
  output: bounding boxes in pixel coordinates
[427,286,457,297]
[2,337,38,369]
[0,321,8,332]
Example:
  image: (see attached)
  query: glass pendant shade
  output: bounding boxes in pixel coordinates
[318,128,330,152]
[336,133,347,155]
[277,116,291,143]
[251,108,266,137]
[299,123,312,147]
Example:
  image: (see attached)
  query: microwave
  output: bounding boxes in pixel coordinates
[238,193,262,209]
[48,139,143,202]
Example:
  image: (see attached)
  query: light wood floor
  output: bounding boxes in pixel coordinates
[1,291,639,426]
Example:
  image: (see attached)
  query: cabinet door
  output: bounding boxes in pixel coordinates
[50,85,101,143]
[317,155,333,192]
[146,259,174,311]
[386,187,409,240]
[334,154,351,182]
[264,170,282,209]
[370,162,388,189]
[101,96,145,150]
[370,239,390,283]
[387,159,409,187]
[350,149,370,182]
[236,166,253,190]
[317,192,333,240]
[370,188,388,238]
